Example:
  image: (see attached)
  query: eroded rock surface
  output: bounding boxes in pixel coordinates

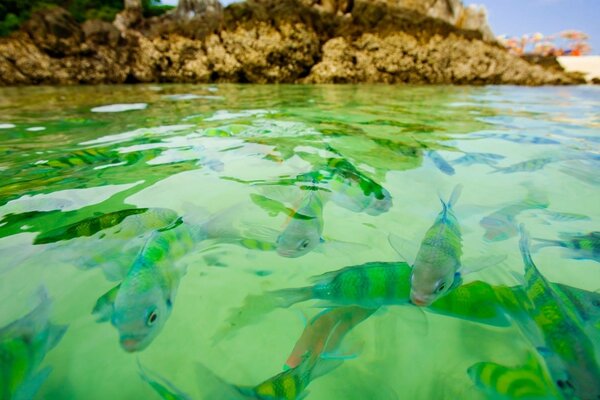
[0,0,584,86]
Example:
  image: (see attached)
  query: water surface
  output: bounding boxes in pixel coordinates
[0,84,598,399]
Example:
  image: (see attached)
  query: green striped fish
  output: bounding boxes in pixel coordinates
[534,231,600,263]
[410,184,463,306]
[468,354,558,399]
[516,225,600,399]
[140,351,338,400]
[93,220,206,352]
[0,289,67,400]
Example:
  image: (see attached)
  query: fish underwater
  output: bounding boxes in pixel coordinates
[139,350,340,400]
[480,186,549,242]
[491,157,557,174]
[533,231,600,263]
[426,150,455,176]
[467,354,559,400]
[92,219,207,352]
[509,225,600,399]
[285,306,375,369]
[409,184,463,306]
[450,152,505,167]
[49,208,180,280]
[275,188,325,258]
[0,288,67,400]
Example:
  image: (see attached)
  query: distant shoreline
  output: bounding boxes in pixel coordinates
[0,0,586,86]
[558,56,600,82]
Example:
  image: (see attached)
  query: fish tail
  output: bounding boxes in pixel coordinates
[194,362,246,399]
[440,184,463,214]
[531,237,564,252]
[521,184,549,210]
[270,286,313,308]
[138,360,192,400]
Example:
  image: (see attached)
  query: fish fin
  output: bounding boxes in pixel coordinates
[461,254,507,275]
[531,238,562,252]
[387,233,417,265]
[92,283,121,323]
[138,360,192,400]
[194,363,247,400]
[212,290,308,343]
[521,183,550,210]
[446,184,463,209]
[12,366,52,400]
[242,225,280,243]
[309,358,343,381]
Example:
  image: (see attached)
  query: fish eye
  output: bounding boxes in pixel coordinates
[299,239,310,250]
[592,300,600,307]
[435,283,446,293]
[146,310,158,326]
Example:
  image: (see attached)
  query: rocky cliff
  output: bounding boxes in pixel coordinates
[0,0,584,86]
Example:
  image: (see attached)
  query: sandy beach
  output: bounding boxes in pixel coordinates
[558,55,600,81]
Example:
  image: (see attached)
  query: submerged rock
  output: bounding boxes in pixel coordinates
[0,0,584,86]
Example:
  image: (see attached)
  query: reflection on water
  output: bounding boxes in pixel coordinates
[0,84,599,399]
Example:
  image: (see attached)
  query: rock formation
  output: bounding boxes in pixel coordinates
[0,0,583,86]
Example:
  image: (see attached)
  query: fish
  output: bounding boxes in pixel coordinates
[276,189,325,258]
[491,157,556,174]
[92,220,206,352]
[426,150,455,176]
[409,185,463,306]
[512,225,600,399]
[140,351,339,400]
[491,133,560,145]
[33,208,150,244]
[468,354,558,399]
[285,306,375,369]
[0,288,67,400]
[231,157,392,216]
[480,187,549,242]
[214,261,412,338]
[325,158,393,216]
[533,232,599,263]
[541,210,591,223]
[55,208,180,280]
[450,152,505,167]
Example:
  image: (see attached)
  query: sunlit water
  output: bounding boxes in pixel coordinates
[0,85,598,400]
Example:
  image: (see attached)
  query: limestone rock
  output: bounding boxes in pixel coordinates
[0,0,585,86]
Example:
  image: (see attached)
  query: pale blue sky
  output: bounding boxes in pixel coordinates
[471,0,598,53]
[160,0,598,53]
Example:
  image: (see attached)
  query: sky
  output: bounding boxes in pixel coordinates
[161,0,598,54]
[471,0,599,54]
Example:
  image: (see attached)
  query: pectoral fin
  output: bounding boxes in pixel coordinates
[92,283,121,322]
[461,254,507,275]
[387,233,417,265]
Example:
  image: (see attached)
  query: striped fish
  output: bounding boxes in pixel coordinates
[33,208,149,244]
[468,354,558,399]
[491,157,556,174]
[92,220,206,352]
[410,185,463,306]
[140,352,338,400]
[0,288,67,400]
[534,231,599,263]
[515,225,600,399]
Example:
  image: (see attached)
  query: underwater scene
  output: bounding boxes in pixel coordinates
[0,84,598,400]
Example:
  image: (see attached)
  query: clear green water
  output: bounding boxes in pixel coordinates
[0,84,598,400]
